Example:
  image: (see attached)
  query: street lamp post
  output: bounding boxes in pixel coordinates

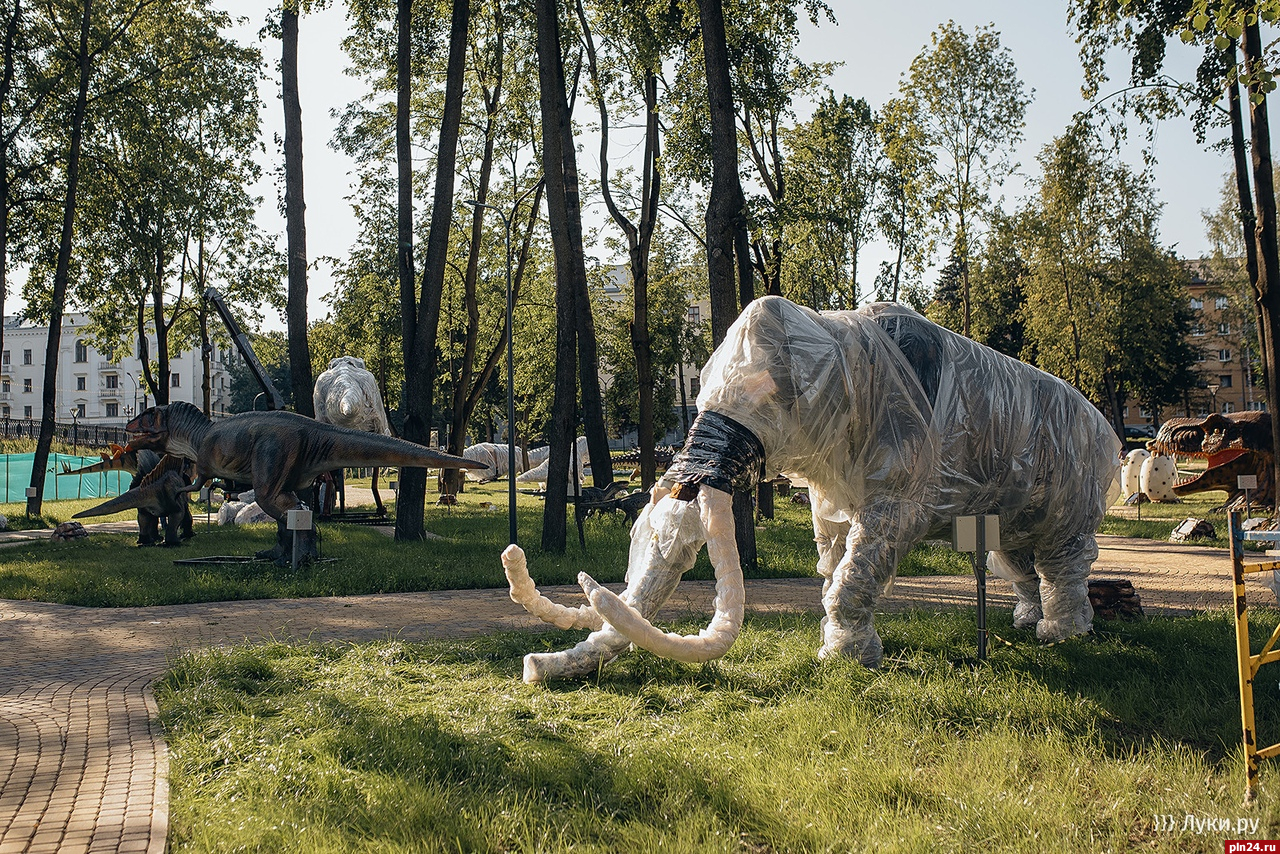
[1208,381,1221,415]
[464,198,517,546]
[69,406,79,455]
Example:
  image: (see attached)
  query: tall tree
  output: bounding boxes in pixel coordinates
[698,0,756,567]
[575,0,670,489]
[27,0,96,516]
[281,0,313,416]
[898,21,1030,337]
[396,0,469,542]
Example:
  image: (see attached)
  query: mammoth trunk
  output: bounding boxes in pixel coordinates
[501,411,765,682]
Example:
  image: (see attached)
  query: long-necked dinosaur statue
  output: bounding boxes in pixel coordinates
[72,454,195,546]
[58,444,194,546]
[1149,411,1274,508]
[123,402,486,563]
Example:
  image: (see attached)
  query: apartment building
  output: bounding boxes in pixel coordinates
[1123,264,1264,434]
[0,313,233,425]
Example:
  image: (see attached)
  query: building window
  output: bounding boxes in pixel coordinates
[1,379,7,393]
[22,349,31,365]
[76,376,85,391]
[1190,297,1204,310]
[1250,401,1268,411]
[1220,375,1234,388]
[74,340,87,362]
[689,377,701,395]
[75,403,85,418]
[1,405,7,419]
[105,374,118,389]
[23,378,31,393]
[1220,349,1232,362]
[1216,296,1230,310]
[1218,322,1231,335]
[1223,401,1235,413]
[1,350,8,366]
[171,372,180,388]
[23,405,31,418]
[1195,349,1206,363]
[1191,323,1205,337]
[687,305,701,325]
[1139,407,1153,418]
[106,402,119,418]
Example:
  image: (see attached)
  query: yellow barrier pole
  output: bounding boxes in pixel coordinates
[1231,509,1261,804]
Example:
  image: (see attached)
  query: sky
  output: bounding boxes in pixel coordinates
[12,1,1239,328]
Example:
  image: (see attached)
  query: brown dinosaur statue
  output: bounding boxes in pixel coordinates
[124,402,486,562]
[1149,411,1274,508]
[58,444,193,546]
[72,454,195,546]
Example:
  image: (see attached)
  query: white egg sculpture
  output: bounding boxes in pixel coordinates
[1140,453,1179,502]
[1121,448,1150,500]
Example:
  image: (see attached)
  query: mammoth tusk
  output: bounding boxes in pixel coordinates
[502,544,604,631]
[579,487,744,663]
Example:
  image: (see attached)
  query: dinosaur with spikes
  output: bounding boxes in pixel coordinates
[123,402,486,563]
[71,454,195,546]
[58,444,193,546]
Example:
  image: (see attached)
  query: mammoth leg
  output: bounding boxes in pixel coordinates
[988,548,1040,630]
[1033,532,1097,642]
[812,511,851,648]
[820,500,922,668]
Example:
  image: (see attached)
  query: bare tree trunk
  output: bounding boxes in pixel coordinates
[395,0,413,437]
[1243,21,1280,521]
[1229,41,1269,404]
[282,6,313,417]
[396,0,469,541]
[0,0,16,374]
[699,0,756,568]
[28,0,91,517]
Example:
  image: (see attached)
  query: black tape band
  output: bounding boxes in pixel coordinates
[665,411,765,494]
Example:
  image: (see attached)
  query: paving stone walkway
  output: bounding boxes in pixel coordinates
[0,525,1273,853]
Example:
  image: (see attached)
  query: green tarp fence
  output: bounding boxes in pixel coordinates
[0,453,129,503]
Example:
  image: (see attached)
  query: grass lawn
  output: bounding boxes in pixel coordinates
[156,608,1280,853]
[0,481,973,607]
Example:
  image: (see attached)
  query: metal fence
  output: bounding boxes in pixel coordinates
[0,418,129,449]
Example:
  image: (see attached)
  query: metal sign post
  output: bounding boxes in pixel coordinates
[1240,474,1258,520]
[953,514,1002,660]
[287,508,313,572]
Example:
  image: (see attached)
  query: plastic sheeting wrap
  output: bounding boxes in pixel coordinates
[462,443,524,481]
[666,296,1121,659]
[313,357,393,436]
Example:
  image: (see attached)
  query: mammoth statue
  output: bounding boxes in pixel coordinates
[503,297,1121,683]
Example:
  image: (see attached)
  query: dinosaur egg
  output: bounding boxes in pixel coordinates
[1121,449,1150,499]
[1140,454,1179,501]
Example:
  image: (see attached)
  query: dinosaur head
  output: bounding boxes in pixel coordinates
[125,402,207,456]
[1150,411,1273,500]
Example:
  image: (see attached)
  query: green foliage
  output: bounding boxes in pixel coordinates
[1020,122,1197,423]
[155,610,1279,852]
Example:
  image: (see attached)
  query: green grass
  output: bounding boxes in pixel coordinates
[0,482,973,607]
[155,608,1280,853]
[1100,491,1259,548]
[0,496,135,531]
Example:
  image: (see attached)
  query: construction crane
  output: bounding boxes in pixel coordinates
[204,287,286,411]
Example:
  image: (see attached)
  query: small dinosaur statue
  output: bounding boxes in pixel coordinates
[124,402,486,562]
[58,444,193,546]
[1149,411,1274,508]
[72,454,195,546]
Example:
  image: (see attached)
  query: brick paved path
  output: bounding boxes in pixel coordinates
[0,529,1272,853]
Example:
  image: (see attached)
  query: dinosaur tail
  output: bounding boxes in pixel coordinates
[73,482,165,518]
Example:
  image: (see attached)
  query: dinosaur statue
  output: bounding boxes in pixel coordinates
[72,454,195,546]
[313,356,394,515]
[58,444,193,546]
[124,401,485,563]
[503,297,1121,682]
[1149,411,1274,508]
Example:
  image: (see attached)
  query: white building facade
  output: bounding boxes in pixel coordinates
[0,313,233,425]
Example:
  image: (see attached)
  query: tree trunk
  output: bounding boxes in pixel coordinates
[28,0,92,517]
[700,0,756,569]
[282,6,313,417]
[534,0,592,550]
[0,0,16,377]
[396,0,469,541]
[1243,20,1280,522]
[395,0,413,436]
[1228,40,1269,405]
